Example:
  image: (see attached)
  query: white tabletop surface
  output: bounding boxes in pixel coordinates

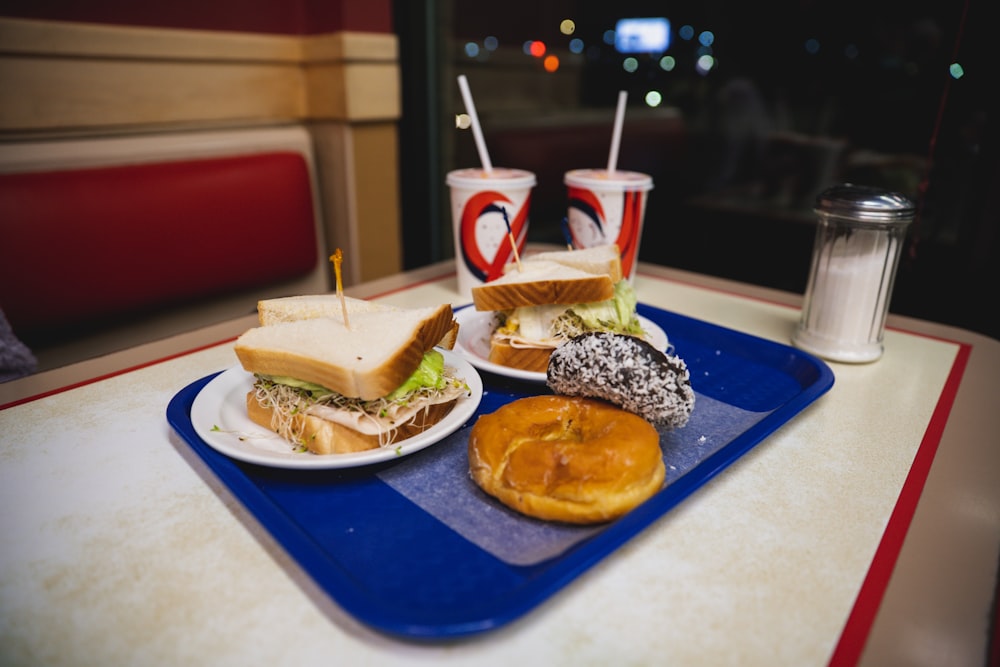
[1,260,997,667]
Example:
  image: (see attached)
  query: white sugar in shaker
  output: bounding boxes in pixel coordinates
[792,183,915,363]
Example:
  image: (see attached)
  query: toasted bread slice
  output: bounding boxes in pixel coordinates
[234,303,456,400]
[471,260,615,312]
[256,294,458,349]
[487,337,554,373]
[246,393,458,454]
[513,244,623,283]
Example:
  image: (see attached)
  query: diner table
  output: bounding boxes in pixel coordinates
[1,254,998,667]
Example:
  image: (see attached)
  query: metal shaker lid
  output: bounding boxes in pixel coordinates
[815,183,916,224]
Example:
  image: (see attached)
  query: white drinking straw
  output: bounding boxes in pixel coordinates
[457,75,493,174]
[606,90,628,173]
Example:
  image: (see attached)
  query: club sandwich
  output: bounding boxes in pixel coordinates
[470,244,645,372]
[234,296,468,455]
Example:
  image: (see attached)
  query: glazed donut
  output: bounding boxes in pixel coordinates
[468,395,664,524]
[546,332,695,429]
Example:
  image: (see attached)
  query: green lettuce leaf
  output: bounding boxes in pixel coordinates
[264,349,445,400]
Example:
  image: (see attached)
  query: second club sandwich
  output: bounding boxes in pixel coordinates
[234,296,469,455]
[470,244,645,372]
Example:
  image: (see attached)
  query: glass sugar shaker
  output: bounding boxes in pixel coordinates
[792,183,915,363]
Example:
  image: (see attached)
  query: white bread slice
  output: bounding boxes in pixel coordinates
[234,303,455,400]
[257,294,396,325]
[471,260,615,312]
[246,393,457,455]
[513,244,623,283]
[256,294,458,350]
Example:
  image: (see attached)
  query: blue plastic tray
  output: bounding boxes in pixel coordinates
[166,304,834,640]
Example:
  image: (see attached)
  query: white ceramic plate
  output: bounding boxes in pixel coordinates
[190,349,483,470]
[453,306,670,383]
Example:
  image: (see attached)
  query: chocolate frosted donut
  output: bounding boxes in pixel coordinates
[546,332,695,428]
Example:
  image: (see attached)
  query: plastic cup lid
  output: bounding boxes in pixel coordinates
[447,168,536,188]
[564,168,653,191]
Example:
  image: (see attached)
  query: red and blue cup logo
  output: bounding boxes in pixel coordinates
[567,186,645,279]
[460,190,530,283]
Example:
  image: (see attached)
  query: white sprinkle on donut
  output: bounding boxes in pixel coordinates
[546,332,695,428]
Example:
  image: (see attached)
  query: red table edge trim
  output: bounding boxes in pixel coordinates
[0,270,457,410]
[827,342,972,666]
[359,269,994,663]
[0,338,238,410]
[0,269,461,410]
[0,270,989,663]
[631,269,984,665]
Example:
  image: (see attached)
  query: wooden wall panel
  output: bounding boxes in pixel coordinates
[304,63,399,121]
[0,18,302,60]
[306,121,400,284]
[0,16,404,283]
[0,57,306,131]
[352,124,402,282]
[0,18,399,131]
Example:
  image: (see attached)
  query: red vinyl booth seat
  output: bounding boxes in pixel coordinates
[0,151,319,342]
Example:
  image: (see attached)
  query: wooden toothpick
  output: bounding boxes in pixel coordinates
[329,249,350,329]
[501,207,523,272]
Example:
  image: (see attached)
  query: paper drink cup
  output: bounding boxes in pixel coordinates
[447,167,536,300]
[564,168,653,281]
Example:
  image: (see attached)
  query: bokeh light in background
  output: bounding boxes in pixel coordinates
[417,2,996,341]
[454,6,971,106]
[525,40,546,57]
[456,12,734,95]
[615,17,670,53]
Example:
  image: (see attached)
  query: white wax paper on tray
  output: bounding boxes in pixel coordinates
[377,393,771,566]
